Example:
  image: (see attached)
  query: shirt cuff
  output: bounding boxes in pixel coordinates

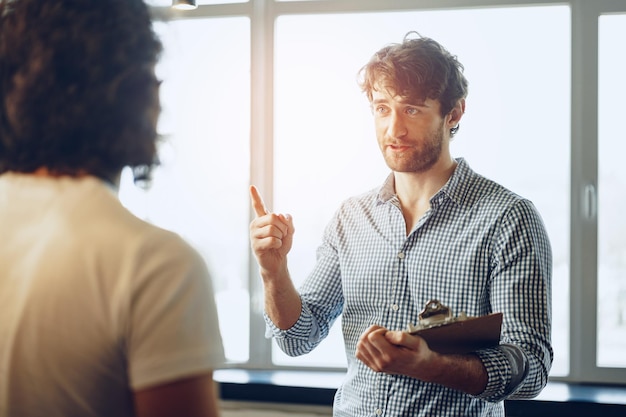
[474,343,530,401]
[263,302,318,341]
[474,347,513,402]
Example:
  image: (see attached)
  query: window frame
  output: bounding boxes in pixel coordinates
[569,0,626,385]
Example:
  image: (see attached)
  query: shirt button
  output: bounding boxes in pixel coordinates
[398,252,405,259]
[392,304,399,311]
[375,409,383,416]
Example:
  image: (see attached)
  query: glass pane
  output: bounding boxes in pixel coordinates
[119,17,251,363]
[273,6,570,373]
[597,13,626,368]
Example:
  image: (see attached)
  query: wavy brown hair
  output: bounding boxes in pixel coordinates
[0,0,163,183]
[358,32,468,136]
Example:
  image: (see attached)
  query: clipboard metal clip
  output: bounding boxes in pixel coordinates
[407,299,468,333]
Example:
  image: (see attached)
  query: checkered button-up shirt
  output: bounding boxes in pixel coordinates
[266,158,553,417]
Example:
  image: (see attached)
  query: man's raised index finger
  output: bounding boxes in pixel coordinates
[249,185,270,217]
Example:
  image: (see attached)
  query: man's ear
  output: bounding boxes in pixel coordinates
[447,99,465,128]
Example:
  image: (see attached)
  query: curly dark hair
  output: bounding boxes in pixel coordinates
[0,0,163,183]
[358,32,468,136]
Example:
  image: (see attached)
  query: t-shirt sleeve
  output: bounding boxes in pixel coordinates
[125,231,225,390]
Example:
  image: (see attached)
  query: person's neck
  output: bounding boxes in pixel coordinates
[394,156,457,234]
[31,167,62,177]
[30,167,121,190]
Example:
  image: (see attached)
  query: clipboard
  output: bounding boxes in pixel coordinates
[406,300,503,354]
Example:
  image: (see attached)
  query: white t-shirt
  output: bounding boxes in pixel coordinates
[0,173,225,417]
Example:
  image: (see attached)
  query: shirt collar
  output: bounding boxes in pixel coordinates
[378,172,396,203]
[377,157,475,208]
[437,157,474,207]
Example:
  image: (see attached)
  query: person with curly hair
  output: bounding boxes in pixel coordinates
[0,1,224,416]
[250,32,552,417]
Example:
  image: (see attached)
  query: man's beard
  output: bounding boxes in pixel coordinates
[381,123,444,173]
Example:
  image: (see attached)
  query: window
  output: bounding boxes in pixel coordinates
[119,17,252,363]
[597,12,626,369]
[127,0,626,386]
[273,6,570,374]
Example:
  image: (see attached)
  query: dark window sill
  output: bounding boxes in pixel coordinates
[215,369,626,417]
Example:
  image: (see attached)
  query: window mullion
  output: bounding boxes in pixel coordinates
[569,0,599,382]
[248,0,276,369]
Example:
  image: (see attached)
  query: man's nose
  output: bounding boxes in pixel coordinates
[387,111,408,138]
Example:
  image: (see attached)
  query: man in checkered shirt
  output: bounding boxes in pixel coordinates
[249,32,552,417]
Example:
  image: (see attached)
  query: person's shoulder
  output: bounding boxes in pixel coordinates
[347,185,380,203]
[114,210,207,280]
[80,178,199,256]
[334,185,381,215]
[456,162,527,208]
[464,173,545,225]
[473,174,522,201]
[120,212,199,263]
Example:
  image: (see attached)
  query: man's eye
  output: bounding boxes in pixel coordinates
[374,106,388,115]
[406,107,420,116]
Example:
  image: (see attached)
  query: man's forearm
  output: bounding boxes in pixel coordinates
[262,268,302,330]
[427,352,488,396]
